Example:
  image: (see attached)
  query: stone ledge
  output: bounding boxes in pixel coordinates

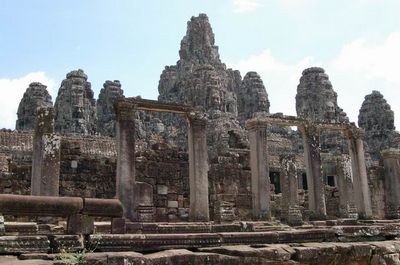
[0,236,49,254]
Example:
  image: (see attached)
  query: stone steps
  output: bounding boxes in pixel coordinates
[12,240,400,265]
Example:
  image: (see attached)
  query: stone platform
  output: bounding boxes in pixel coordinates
[1,220,400,264]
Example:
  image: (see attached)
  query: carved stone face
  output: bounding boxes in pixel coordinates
[325,101,335,120]
[258,95,268,111]
[210,91,221,110]
[71,84,84,119]
[107,85,122,99]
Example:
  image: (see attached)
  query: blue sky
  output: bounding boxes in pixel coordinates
[1,0,399,129]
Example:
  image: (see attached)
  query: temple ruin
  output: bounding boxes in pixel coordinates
[1,13,400,265]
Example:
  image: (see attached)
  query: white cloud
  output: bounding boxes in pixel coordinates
[228,32,400,130]
[229,49,317,116]
[0,72,55,129]
[328,32,400,130]
[233,0,262,13]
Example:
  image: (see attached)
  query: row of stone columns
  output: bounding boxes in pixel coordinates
[27,105,383,223]
[248,121,373,221]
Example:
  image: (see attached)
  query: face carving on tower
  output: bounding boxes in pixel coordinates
[71,84,85,119]
[258,94,269,112]
[325,101,336,120]
[210,90,222,110]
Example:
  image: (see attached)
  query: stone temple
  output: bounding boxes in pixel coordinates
[1,13,400,264]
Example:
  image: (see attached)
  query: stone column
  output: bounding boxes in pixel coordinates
[247,121,270,220]
[346,128,372,219]
[31,107,60,196]
[299,124,326,219]
[133,182,155,222]
[280,155,303,226]
[381,149,400,219]
[116,101,136,221]
[0,214,4,235]
[336,155,358,219]
[187,112,210,222]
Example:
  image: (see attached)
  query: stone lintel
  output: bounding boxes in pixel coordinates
[246,114,351,131]
[116,98,194,115]
[381,148,400,159]
[246,119,268,131]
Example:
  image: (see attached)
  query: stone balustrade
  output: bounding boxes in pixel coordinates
[0,194,124,235]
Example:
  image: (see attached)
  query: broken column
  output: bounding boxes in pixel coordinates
[115,100,136,221]
[336,155,358,219]
[279,155,303,226]
[187,112,210,222]
[247,120,270,220]
[133,182,155,222]
[381,148,400,219]
[299,123,326,220]
[31,107,60,196]
[346,127,373,219]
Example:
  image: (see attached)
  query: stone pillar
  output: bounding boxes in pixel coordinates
[31,107,60,196]
[133,182,155,222]
[299,124,326,219]
[247,121,270,220]
[116,101,136,221]
[336,155,358,219]
[0,214,4,235]
[280,155,303,226]
[381,149,400,219]
[187,112,210,222]
[346,128,372,219]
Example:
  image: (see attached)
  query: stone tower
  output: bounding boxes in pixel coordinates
[296,67,349,153]
[54,69,97,135]
[97,80,124,136]
[237,71,270,123]
[358,91,400,160]
[157,14,247,154]
[158,13,241,114]
[16,82,53,131]
[296,67,348,123]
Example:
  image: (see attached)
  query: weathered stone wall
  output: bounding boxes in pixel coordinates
[209,152,252,221]
[135,147,190,222]
[59,137,116,198]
